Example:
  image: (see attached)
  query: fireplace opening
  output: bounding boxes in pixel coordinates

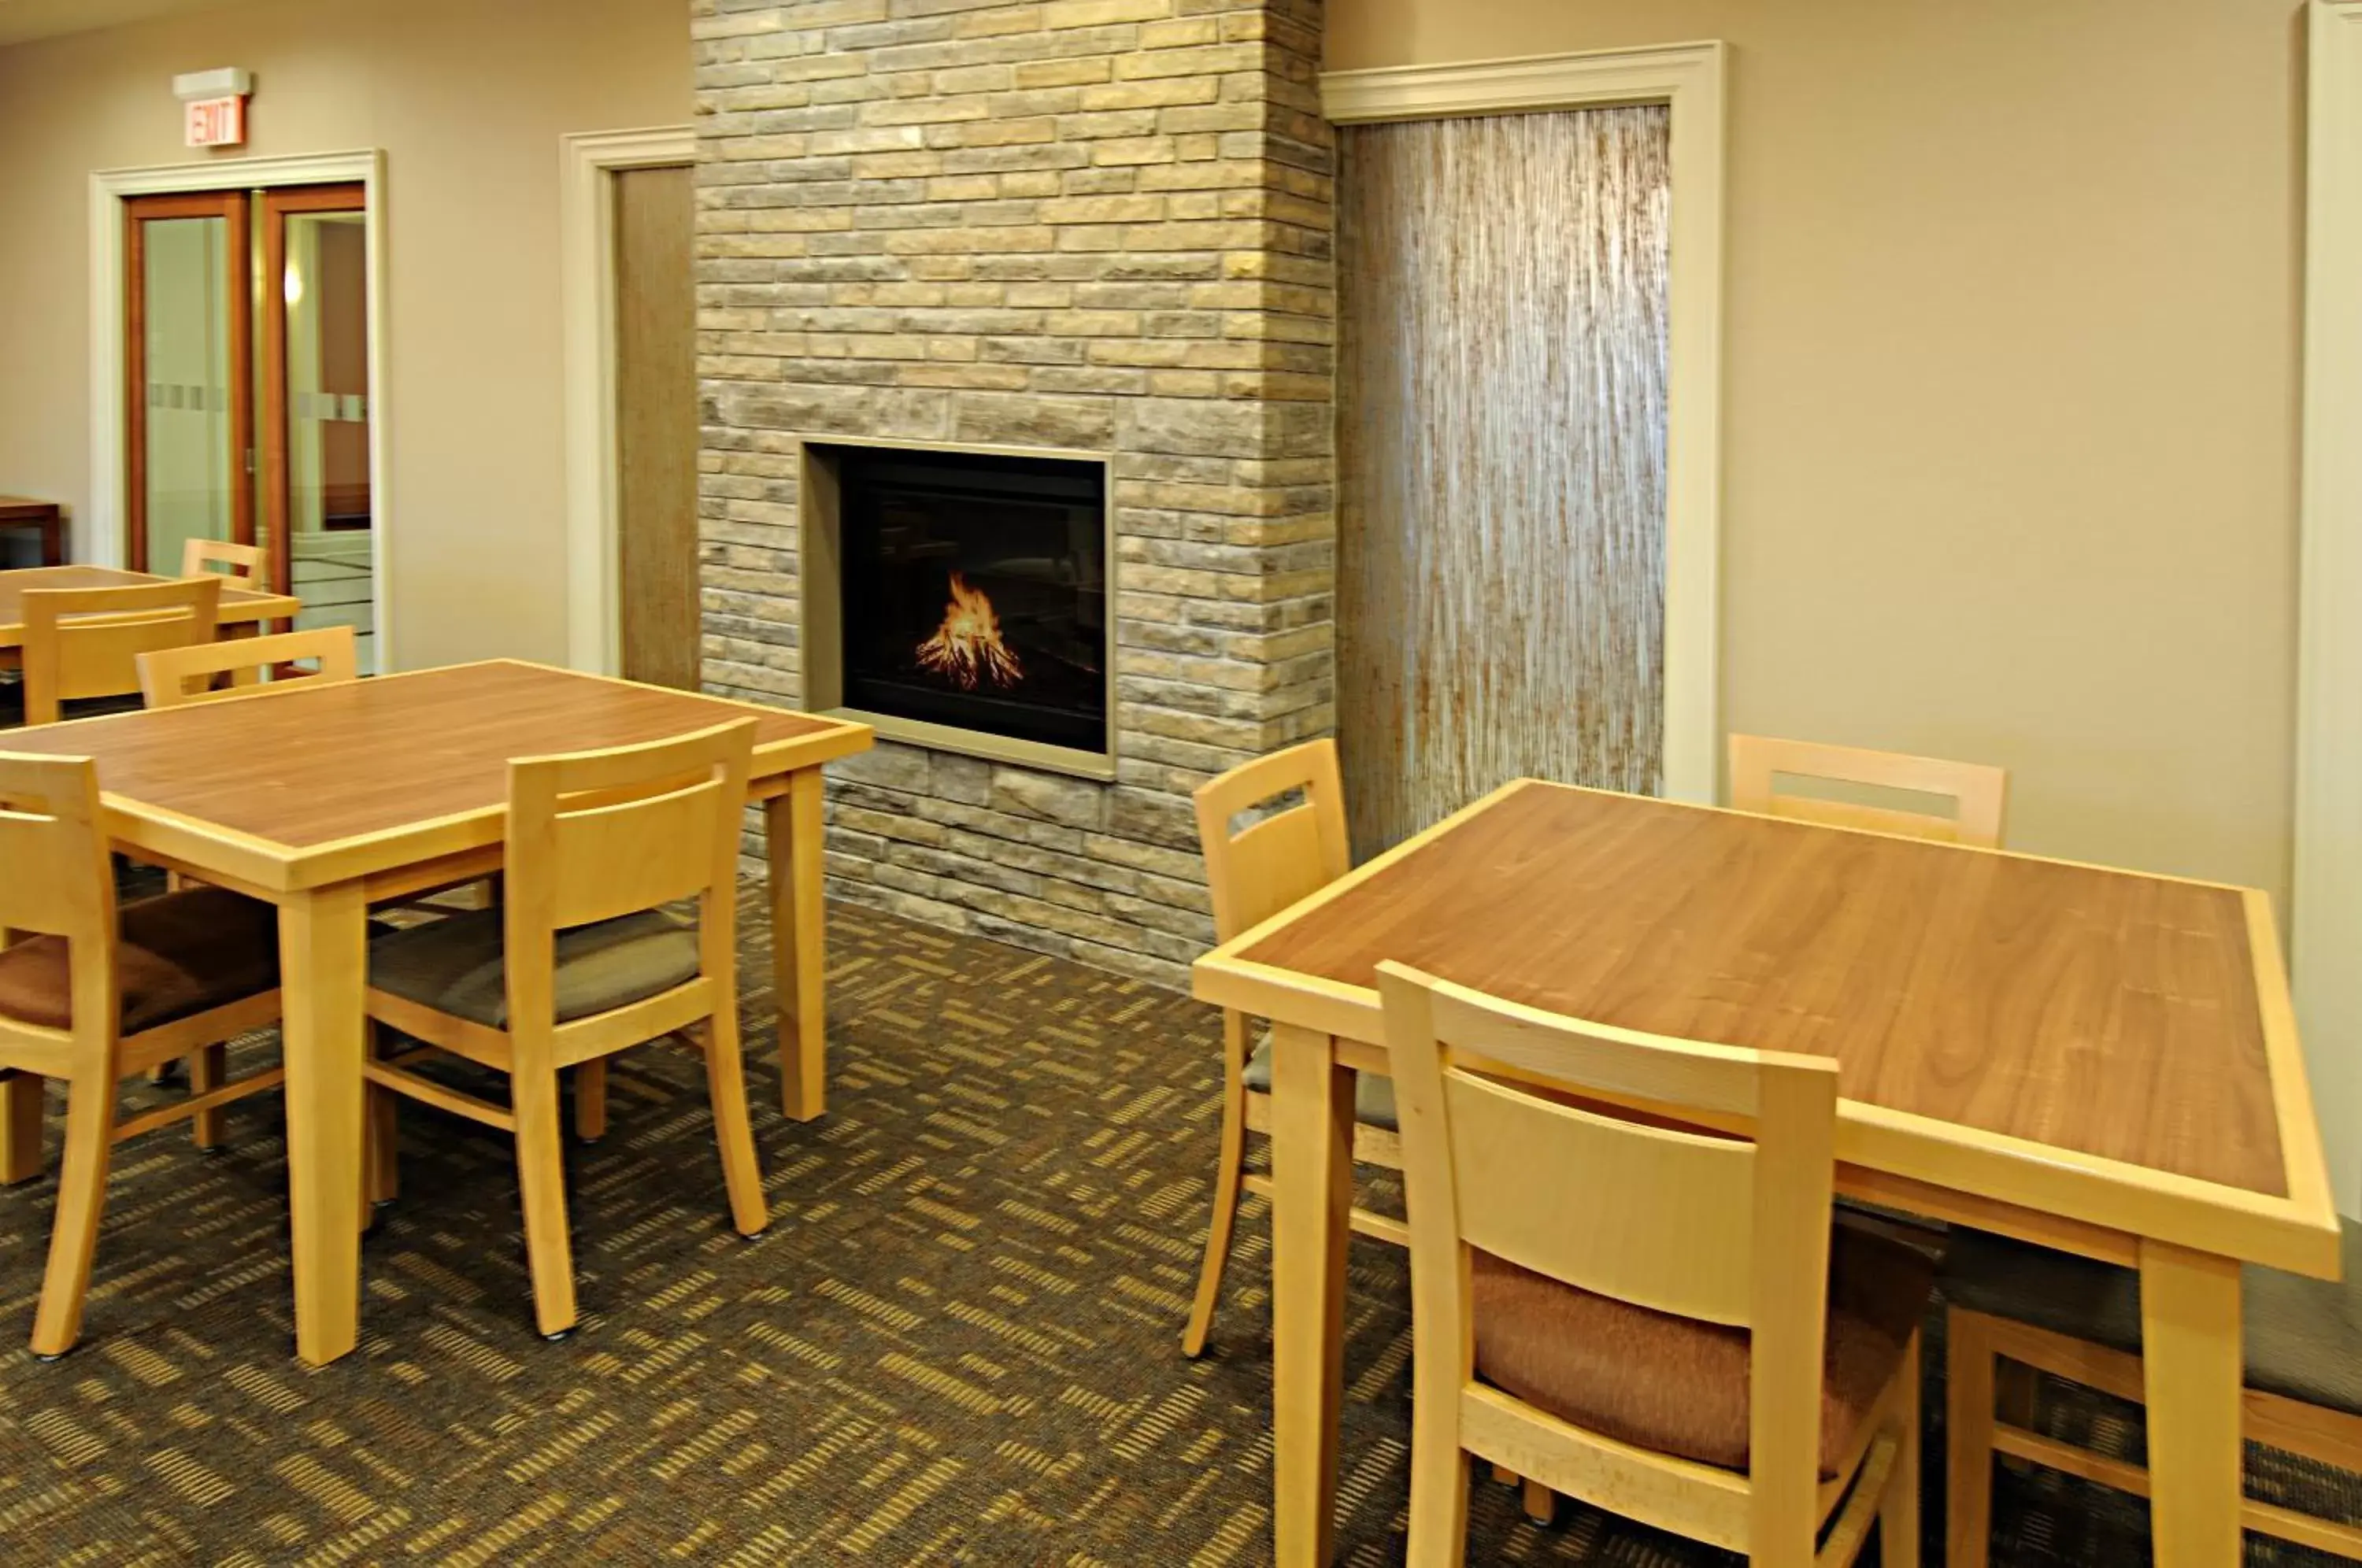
[827,446,1110,760]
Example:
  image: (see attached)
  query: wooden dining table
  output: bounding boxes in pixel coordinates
[0,564,300,666]
[1193,778,2342,1568]
[2,659,872,1366]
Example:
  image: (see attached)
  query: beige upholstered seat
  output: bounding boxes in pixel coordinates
[1471,1222,1933,1479]
[368,908,700,1030]
[0,887,278,1034]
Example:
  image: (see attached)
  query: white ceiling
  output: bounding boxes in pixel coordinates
[0,0,242,47]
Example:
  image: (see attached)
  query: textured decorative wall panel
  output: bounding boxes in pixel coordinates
[1335,105,1669,856]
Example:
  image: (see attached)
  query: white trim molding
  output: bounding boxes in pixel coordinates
[560,124,697,675]
[89,150,394,666]
[1321,43,1727,804]
[2295,0,2362,1218]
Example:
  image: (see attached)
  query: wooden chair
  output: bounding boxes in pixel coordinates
[1727,734,2007,848]
[21,576,222,727]
[0,753,285,1356]
[361,718,768,1339]
[139,626,358,708]
[1944,1223,2362,1562]
[180,538,263,582]
[1183,738,1407,1359]
[1375,962,1932,1568]
[138,623,365,1088]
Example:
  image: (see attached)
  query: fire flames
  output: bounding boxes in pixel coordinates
[915,572,1023,690]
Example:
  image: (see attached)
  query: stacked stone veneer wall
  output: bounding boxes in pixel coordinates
[692,0,1336,986]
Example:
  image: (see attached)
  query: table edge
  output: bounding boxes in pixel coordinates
[1194,780,2342,1278]
[76,660,874,890]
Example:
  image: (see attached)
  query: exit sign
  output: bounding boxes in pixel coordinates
[184,94,244,148]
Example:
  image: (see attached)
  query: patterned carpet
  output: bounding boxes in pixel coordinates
[0,896,2356,1564]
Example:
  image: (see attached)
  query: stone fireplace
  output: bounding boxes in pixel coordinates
[692,0,1335,987]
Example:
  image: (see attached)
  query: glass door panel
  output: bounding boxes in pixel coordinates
[125,193,250,574]
[264,187,373,671]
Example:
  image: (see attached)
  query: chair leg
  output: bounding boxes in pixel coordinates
[1406,1322,1471,1565]
[574,1058,608,1145]
[1405,1443,1471,1566]
[1520,1476,1556,1525]
[31,1067,117,1356]
[1879,1329,1922,1568]
[363,1027,398,1208]
[511,1063,579,1338]
[698,1008,768,1238]
[1946,1311,1997,1568]
[190,1042,227,1150]
[0,1070,43,1185]
[1182,1060,1249,1358]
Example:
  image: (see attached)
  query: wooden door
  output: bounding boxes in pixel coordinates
[124,190,252,572]
[613,163,702,690]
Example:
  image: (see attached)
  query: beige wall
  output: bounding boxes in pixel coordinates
[1331,0,2305,904]
[0,2,2305,895]
[0,0,691,666]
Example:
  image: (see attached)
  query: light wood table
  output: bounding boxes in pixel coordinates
[3,660,872,1365]
[0,564,300,670]
[1193,779,2341,1568]
[0,499,66,567]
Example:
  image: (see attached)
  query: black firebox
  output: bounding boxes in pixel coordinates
[833,446,1109,756]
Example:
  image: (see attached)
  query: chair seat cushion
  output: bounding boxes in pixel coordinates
[0,886,280,1034]
[367,907,702,1029]
[1469,1221,1935,1477]
[1242,1030,1398,1130]
[1940,1219,2362,1418]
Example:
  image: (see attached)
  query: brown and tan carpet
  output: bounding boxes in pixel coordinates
[0,895,2356,1564]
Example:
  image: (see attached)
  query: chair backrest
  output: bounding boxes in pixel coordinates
[1727,733,2006,849]
[0,753,119,1042]
[1376,960,1841,1537]
[1192,739,1352,943]
[180,538,262,581]
[138,626,359,710]
[21,576,223,726]
[501,718,757,1029]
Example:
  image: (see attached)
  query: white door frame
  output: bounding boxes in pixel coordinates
[1320,43,1727,804]
[2294,0,2362,1218]
[560,125,697,675]
[90,149,393,667]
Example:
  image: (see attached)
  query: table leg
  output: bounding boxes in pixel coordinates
[1268,1023,1357,1568]
[280,882,368,1366]
[2140,1239,2244,1568]
[765,768,827,1122]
